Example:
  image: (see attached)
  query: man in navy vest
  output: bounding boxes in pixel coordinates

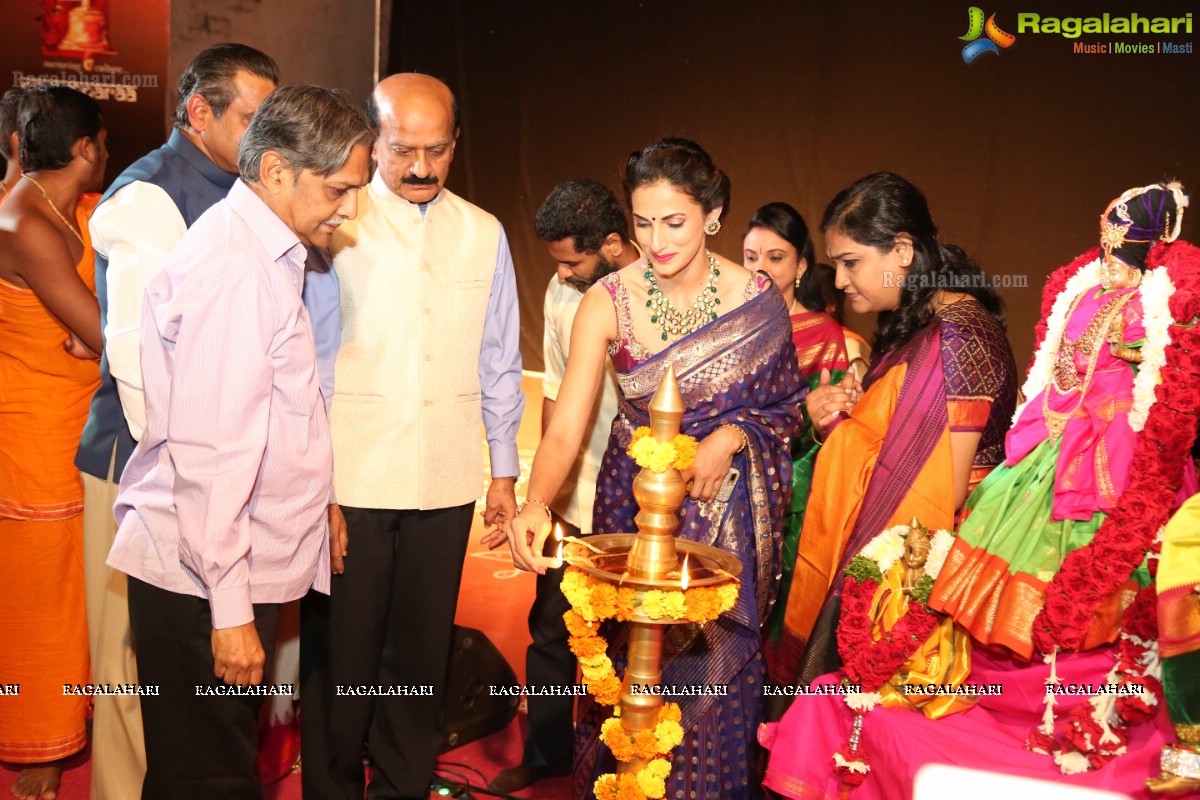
[75,43,279,800]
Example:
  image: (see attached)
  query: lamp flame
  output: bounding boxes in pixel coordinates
[553,524,564,566]
[680,553,690,590]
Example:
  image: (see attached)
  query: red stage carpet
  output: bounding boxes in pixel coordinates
[1,375,572,799]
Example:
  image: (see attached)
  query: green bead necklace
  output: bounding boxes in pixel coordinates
[643,250,721,341]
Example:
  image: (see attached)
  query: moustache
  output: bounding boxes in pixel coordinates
[323,216,348,227]
[401,174,440,186]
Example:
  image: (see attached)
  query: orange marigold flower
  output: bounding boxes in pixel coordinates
[684,587,718,622]
[594,773,648,800]
[569,633,607,660]
[615,587,638,621]
[563,609,594,638]
[633,729,659,759]
[659,702,682,723]
[593,674,623,706]
[591,582,619,619]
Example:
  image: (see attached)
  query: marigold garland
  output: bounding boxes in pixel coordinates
[561,566,738,798]
[627,427,698,472]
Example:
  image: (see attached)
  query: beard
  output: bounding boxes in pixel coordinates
[565,253,622,293]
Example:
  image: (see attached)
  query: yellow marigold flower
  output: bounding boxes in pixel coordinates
[654,718,684,752]
[671,434,698,471]
[629,435,658,463]
[640,590,665,619]
[659,702,682,723]
[637,758,671,799]
[661,591,687,619]
[717,583,740,612]
[561,570,597,620]
[646,445,674,473]
[580,652,613,674]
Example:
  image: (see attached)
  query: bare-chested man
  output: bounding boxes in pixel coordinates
[0,84,107,800]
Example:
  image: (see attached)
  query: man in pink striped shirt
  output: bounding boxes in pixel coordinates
[107,85,372,800]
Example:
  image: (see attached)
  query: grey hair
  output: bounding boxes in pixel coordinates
[237,85,374,183]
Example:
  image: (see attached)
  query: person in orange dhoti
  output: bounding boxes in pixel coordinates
[772,172,1018,688]
[0,85,107,800]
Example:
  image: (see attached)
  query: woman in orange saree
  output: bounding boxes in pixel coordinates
[772,172,1017,688]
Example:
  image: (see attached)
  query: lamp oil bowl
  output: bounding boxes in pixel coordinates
[561,364,741,773]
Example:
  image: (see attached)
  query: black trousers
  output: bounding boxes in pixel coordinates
[126,577,280,800]
[300,503,473,800]
[520,517,578,771]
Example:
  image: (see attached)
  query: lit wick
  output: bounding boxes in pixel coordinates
[680,553,690,591]
[537,523,565,570]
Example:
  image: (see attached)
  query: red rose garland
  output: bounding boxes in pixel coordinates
[1031,241,1200,655]
[836,579,940,690]
[832,552,942,788]
[1029,584,1165,768]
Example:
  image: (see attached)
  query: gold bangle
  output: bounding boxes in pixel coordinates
[720,424,748,454]
[518,499,553,520]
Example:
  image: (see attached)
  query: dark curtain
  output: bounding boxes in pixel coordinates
[388,0,1199,372]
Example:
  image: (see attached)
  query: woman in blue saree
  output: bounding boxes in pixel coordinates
[505,139,803,799]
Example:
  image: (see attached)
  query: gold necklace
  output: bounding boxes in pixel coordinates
[22,174,84,246]
[1042,287,1136,440]
[643,250,721,341]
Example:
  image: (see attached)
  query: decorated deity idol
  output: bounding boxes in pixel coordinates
[930,181,1200,773]
[762,182,1200,798]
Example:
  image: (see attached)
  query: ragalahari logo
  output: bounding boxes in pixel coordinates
[960,7,1017,62]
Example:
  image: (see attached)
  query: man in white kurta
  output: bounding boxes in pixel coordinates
[300,73,524,800]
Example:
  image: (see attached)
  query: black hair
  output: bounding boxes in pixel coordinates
[622,137,730,220]
[534,179,629,253]
[174,43,278,130]
[821,172,1004,353]
[17,85,103,172]
[0,88,24,161]
[810,262,845,324]
[744,201,826,312]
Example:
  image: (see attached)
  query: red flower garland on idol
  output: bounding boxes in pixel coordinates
[837,579,940,691]
[1019,240,1200,773]
[830,524,947,788]
[1029,584,1165,771]
[1032,241,1200,655]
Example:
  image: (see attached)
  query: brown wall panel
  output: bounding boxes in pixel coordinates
[391,0,1197,372]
